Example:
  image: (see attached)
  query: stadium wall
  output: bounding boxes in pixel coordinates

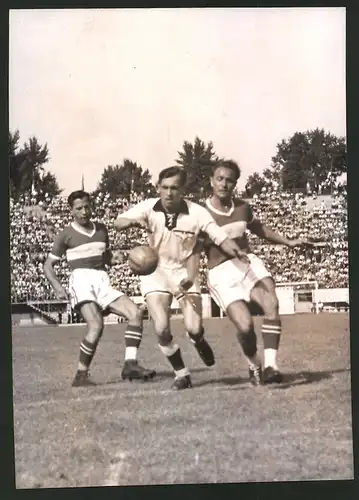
[11,288,349,326]
[313,288,349,303]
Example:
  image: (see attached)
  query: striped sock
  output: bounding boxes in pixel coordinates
[79,339,98,371]
[125,325,143,361]
[261,319,281,370]
[158,342,190,378]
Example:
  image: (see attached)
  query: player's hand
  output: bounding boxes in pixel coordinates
[174,278,196,308]
[174,278,194,297]
[54,285,68,301]
[220,238,250,263]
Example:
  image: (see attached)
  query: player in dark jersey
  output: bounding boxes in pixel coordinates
[43,190,156,387]
[196,160,318,385]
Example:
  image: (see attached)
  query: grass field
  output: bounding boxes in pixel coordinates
[12,313,353,488]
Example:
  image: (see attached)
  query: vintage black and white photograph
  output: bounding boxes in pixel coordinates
[9,7,351,488]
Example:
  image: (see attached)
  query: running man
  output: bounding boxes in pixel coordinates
[200,160,319,385]
[44,190,156,387]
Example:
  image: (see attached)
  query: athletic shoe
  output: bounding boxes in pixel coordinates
[71,370,96,387]
[249,365,263,386]
[192,337,215,367]
[263,366,283,384]
[171,375,193,390]
[121,360,156,381]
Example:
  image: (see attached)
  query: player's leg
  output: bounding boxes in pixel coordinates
[72,301,103,387]
[250,277,283,383]
[146,292,192,390]
[226,300,263,386]
[179,293,215,367]
[207,259,262,384]
[107,295,156,381]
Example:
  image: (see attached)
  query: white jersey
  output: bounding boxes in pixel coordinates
[116,198,228,269]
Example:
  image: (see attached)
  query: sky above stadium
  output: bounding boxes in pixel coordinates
[9,7,346,195]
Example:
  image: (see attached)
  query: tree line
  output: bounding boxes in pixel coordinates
[9,128,346,203]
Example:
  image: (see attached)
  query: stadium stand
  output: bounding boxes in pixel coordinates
[10,188,348,305]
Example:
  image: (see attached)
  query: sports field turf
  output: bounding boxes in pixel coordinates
[12,313,353,488]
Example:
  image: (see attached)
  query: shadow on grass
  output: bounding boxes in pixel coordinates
[102,367,210,386]
[194,375,247,388]
[270,368,350,390]
[97,367,350,390]
[193,367,350,390]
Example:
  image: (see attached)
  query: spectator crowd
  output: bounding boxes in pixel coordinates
[10,188,348,303]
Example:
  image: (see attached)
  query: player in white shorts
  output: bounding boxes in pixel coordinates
[196,160,318,385]
[43,190,156,387]
[114,166,248,390]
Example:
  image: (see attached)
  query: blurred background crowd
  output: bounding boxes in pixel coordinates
[10,187,348,304]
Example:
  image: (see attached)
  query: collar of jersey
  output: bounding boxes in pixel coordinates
[206,198,235,217]
[71,221,96,237]
[152,199,189,214]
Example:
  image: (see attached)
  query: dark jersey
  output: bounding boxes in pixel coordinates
[49,221,109,271]
[203,198,254,269]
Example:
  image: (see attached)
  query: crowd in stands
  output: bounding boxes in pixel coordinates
[10,187,348,303]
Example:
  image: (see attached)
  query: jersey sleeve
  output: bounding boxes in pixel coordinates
[115,199,151,221]
[48,230,68,261]
[196,205,228,246]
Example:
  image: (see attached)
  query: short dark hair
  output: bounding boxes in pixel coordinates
[158,166,187,187]
[212,160,241,181]
[67,190,90,207]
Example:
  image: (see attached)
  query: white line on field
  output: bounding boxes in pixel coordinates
[104,451,127,487]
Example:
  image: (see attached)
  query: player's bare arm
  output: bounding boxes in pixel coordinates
[248,219,321,248]
[43,256,68,300]
[115,217,144,231]
[186,240,202,284]
[114,216,151,232]
[174,244,201,298]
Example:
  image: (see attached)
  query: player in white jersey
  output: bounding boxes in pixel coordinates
[114,166,248,390]
[43,190,156,387]
[196,160,319,385]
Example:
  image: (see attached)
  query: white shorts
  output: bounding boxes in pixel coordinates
[207,253,271,311]
[69,268,124,311]
[140,265,201,298]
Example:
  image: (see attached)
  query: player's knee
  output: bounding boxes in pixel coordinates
[186,321,203,337]
[157,328,173,346]
[232,315,253,335]
[126,304,143,325]
[263,292,279,319]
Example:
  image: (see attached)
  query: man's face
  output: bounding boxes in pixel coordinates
[71,197,92,226]
[158,174,183,212]
[210,167,237,200]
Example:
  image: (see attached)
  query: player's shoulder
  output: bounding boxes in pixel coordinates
[141,197,160,210]
[54,224,72,240]
[93,221,108,232]
[185,199,207,213]
[233,197,253,215]
[233,198,250,209]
